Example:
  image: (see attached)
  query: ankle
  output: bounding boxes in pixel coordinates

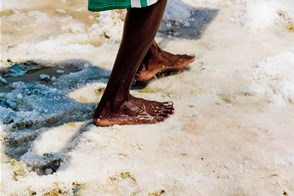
[150,42,162,57]
[108,94,130,110]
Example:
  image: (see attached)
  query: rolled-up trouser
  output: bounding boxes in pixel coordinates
[88,0,159,12]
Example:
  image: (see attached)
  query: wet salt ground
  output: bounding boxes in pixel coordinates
[0,60,187,176]
[0,60,110,159]
[1,0,294,195]
[0,59,192,163]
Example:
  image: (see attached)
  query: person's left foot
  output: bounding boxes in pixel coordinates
[135,42,195,82]
[93,94,174,126]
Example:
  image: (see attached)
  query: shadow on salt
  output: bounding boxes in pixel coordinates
[1,59,109,163]
[159,8,219,40]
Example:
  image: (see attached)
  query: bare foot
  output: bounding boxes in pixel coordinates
[136,45,195,82]
[93,95,174,126]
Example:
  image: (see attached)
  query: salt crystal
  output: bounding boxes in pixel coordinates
[40,74,51,81]
[45,168,53,175]
[56,70,64,74]
[56,9,65,13]
[0,77,8,84]
[6,100,17,108]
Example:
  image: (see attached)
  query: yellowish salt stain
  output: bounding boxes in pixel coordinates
[109,172,137,184]
[63,122,79,128]
[287,23,294,31]
[218,93,232,104]
[10,160,29,181]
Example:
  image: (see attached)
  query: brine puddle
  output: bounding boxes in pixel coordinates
[0,60,110,162]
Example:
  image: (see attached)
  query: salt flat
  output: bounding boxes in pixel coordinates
[1,0,294,195]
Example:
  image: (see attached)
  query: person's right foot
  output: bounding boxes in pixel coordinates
[93,94,174,126]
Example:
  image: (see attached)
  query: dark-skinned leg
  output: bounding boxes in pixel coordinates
[136,40,196,82]
[93,0,174,126]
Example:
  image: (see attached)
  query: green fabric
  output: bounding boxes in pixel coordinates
[88,0,155,12]
[140,0,147,7]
